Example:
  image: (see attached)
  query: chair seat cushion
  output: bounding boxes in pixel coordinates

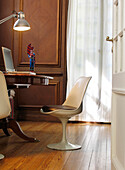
[41,105,76,112]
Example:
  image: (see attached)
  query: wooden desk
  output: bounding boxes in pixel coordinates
[4,73,53,86]
[1,73,53,142]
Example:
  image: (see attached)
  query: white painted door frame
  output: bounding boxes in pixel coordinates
[111,0,125,169]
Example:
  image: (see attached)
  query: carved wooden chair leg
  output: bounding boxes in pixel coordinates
[2,128,11,136]
[8,119,39,142]
[2,118,11,136]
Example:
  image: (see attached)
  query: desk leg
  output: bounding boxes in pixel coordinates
[8,119,39,142]
[1,118,11,136]
[2,128,11,136]
[2,118,11,136]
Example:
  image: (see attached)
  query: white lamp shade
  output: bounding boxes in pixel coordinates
[13,18,31,31]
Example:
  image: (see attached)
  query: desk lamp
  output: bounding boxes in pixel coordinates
[0,10,30,31]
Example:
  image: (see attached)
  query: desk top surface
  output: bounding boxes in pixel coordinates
[4,73,53,79]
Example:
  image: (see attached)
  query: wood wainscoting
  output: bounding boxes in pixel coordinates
[0,0,69,121]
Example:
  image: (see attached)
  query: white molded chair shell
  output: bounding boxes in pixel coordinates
[0,71,11,119]
[40,76,91,151]
[0,71,11,159]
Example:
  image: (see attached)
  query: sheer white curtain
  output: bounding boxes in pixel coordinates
[67,0,112,122]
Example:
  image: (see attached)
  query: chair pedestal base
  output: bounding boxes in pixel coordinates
[47,141,81,151]
[0,154,4,160]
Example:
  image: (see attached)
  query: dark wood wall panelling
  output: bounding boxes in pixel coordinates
[0,0,69,121]
[0,0,14,70]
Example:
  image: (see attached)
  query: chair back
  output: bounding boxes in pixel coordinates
[63,76,91,109]
[0,71,11,119]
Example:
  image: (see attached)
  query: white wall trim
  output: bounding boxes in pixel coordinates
[112,88,125,94]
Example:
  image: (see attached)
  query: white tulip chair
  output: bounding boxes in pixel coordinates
[0,71,11,159]
[40,76,91,151]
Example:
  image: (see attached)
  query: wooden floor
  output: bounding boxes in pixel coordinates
[0,121,111,170]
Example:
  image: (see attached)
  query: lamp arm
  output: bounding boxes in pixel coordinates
[0,14,16,25]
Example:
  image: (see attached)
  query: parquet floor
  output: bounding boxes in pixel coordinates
[0,121,111,170]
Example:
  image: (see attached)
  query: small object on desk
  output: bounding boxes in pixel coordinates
[27,43,35,72]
